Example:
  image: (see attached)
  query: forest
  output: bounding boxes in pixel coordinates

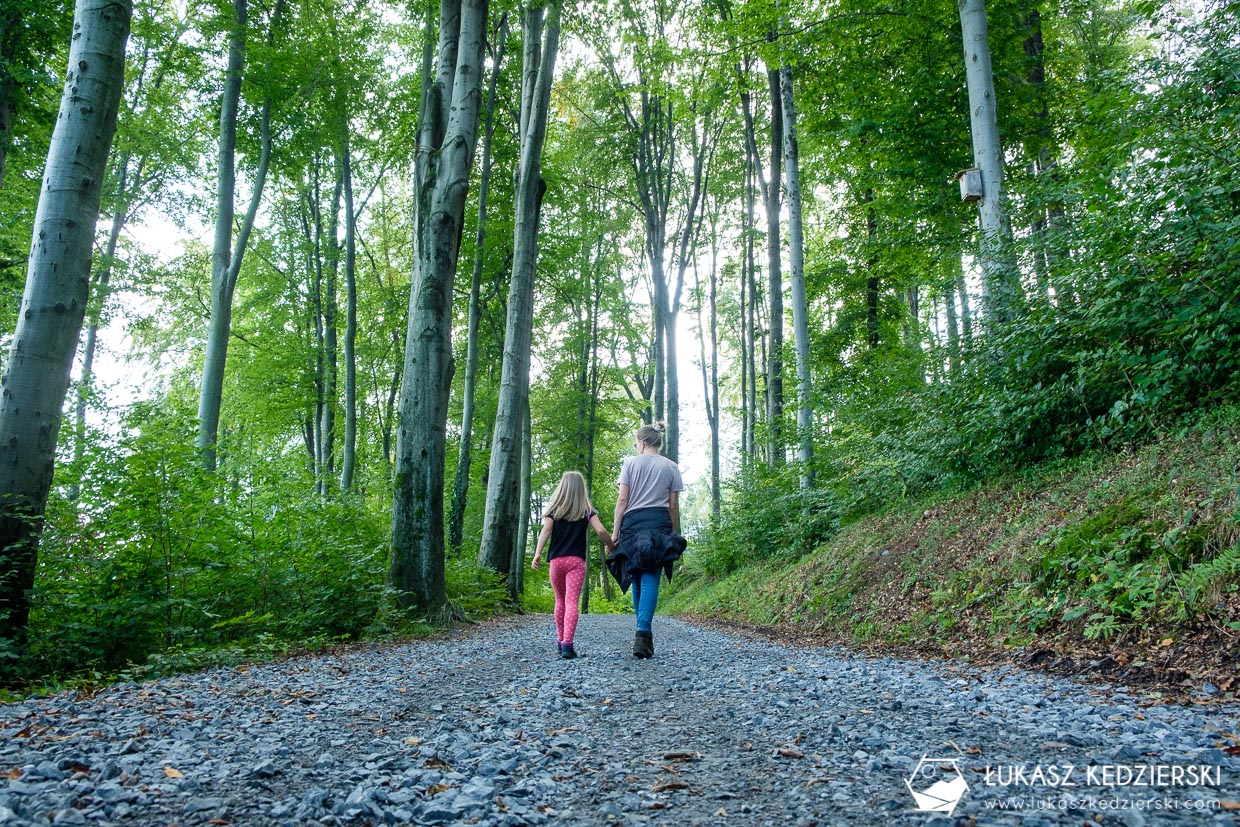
[0,0,1237,689]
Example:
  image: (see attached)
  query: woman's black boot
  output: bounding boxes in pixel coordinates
[633,630,654,658]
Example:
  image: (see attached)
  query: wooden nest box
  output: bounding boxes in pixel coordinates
[956,168,983,202]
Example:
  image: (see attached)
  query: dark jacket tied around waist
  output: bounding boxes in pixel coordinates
[606,506,687,594]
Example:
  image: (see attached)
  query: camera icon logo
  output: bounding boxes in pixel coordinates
[905,755,969,815]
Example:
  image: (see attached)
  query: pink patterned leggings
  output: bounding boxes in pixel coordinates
[549,556,587,645]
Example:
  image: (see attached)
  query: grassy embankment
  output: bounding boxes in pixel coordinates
[664,410,1240,695]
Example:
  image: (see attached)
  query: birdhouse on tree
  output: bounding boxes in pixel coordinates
[956,168,983,202]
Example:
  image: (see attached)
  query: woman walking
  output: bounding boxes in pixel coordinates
[607,422,686,658]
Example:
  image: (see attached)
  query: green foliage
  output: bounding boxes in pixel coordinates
[7,402,390,686]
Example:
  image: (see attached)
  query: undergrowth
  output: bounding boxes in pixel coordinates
[666,405,1240,652]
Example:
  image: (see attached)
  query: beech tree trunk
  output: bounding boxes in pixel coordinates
[0,0,131,645]
[196,0,278,469]
[780,62,813,486]
[73,151,133,493]
[958,0,1022,326]
[389,0,489,615]
[478,0,560,578]
[764,66,784,467]
[449,12,508,552]
[339,109,358,493]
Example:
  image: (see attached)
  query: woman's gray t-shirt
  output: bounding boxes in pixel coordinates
[618,454,684,511]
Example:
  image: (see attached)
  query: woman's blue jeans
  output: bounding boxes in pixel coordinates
[630,571,660,632]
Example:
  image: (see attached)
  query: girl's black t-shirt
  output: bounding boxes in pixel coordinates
[547,509,596,560]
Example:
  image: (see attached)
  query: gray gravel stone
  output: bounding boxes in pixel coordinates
[0,614,1237,826]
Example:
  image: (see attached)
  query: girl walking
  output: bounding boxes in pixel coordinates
[532,471,614,659]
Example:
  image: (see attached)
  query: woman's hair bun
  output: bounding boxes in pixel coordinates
[652,421,665,433]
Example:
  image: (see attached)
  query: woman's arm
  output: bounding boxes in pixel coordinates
[612,483,630,544]
[669,490,680,534]
[532,516,554,569]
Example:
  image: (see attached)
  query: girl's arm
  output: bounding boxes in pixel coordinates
[669,490,680,534]
[532,516,554,569]
[588,512,613,549]
[612,484,630,545]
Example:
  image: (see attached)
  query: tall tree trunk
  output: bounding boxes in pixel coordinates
[306,169,326,490]
[449,12,508,552]
[0,0,131,645]
[73,152,133,496]
[764,66,784,467]
[740,96,760,463]
[512,394,531,600]
[865,190,879,348]
[944,276,960,374]
[339,110,358,493]
[196,0,277,469]
[696,210,721,519]
[389,0,489,616]
[320,157,343,495]
[958,0,1021,327]
[955,259,973,350]
[780,63,813,486]
[479,0,560,577]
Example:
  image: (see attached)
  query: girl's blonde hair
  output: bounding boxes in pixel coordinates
[543,471,594,521]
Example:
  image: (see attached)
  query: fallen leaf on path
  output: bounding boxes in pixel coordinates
[965,745,982,755]
[552,727,579,735]
[1220,802,1240,811]
[426,784,455,796]
[207,820,231,825]
[404,737,423,746]
[777,747,805,759]
[714,808,728,817]
[3,768,20,780]
[652,780,689,792]
[805,777,830,787]
[662,751,699,762]
[164,767,184,779]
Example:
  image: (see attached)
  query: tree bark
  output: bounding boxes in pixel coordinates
[478,0,559,577]
[0,0,131,645]
[958,0,1022,326]
[196,0,278,469]
[944,276,960,374]
[764,66,784,467]
[696,210,722,519]
[319,155,343,494]
[338,108,358,493]
[780,62,813,486]
[955,259,973,350]
[73,151,133,496]
[390,0,489,616]
[449,12,508,552]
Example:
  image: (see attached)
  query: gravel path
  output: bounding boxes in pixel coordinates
[1,613,1236,826]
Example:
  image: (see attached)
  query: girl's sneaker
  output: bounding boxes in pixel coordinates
[559,643,578,660]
